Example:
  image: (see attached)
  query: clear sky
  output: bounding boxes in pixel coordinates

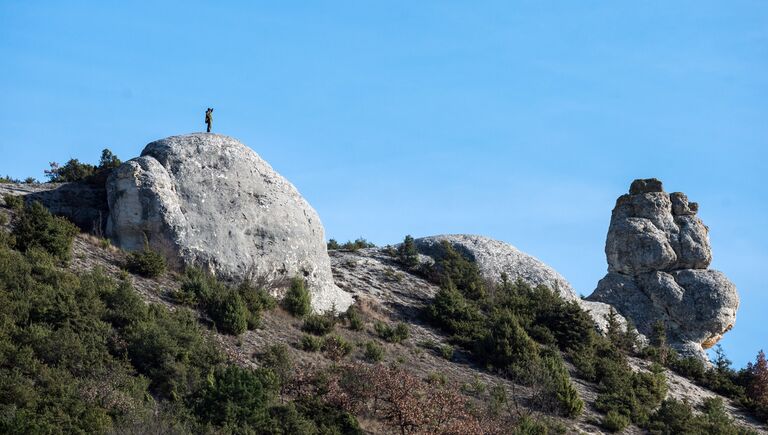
[1,1,766,368]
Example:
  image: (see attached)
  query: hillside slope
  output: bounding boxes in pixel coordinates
[66,231,768,433]
[1,186,765,434]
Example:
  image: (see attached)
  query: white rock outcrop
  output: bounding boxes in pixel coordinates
[106,133,352,313]
[413,234,579,301]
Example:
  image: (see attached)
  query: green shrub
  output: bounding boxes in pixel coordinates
[237,282,275,329]
[512,416,550,435]
[124,305,223,400]
[428,240,486,300]
[45,159,96,182]
[374,321,410,343]
[364,340,384,362]
[302,312,337,336]
[44,149,121,183]
[284,276,311,317]
[593,351,667,426]
[239,281,277,311]
[293,397,363,435]
[190,365,279,429]
[207,288,249,335]
[0,175,19,183]
[126,247,167,277]
[11,201,78,262]
[397,234,419,269]
[477,310,540,378]
[669,355,707,381]
[175,269,267,335]
[602,410,630,432]
[175,267,221,305]
[327,238,375,251]
[299,334,323,352]
[345,306,364,330]
[426,280,484,342]
[3,193,23,209]
[98,148,122,169]
[545,355,584,418]
[439,344,454,361]
[259,344,293,386]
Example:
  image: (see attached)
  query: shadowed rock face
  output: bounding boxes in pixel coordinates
[0,182,109,233]
[106,133,352,313]
[588,178,738,361]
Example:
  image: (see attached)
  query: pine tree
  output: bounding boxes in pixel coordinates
[651,320,670,364]
[747,350,768,405]
[605,308,623,348]
[713,345,732,375]
[397,235,419,269]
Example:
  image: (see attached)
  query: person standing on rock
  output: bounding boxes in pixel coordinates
[205,108,213,133]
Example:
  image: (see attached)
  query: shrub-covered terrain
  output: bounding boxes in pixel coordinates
[0,204,359,434]
[408,238,763,433]
[1,191,765,434]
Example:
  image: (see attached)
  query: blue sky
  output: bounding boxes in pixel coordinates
[1,1,766,367]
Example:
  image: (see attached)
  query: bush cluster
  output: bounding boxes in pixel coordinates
[299,334,323,352]
[345,306,364,330]
[646,397,758,434]
[10,200,79,263]
[125,246,167,277]
[302,312,337,335]
[374,321,410,343]
[44,149,122,183]
[422,241,601,419]
[283,275,312,317]
[175,268,276,335]
[0,226,359,433]
[665,344,768,423]
[327,237,376,251]
[364,340,384,362]
[397,234,420,269]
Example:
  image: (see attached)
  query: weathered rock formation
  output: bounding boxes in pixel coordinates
[414,234,579,301]
[412,234,625,333]
[587,179,739,361]
[106,133,352,313]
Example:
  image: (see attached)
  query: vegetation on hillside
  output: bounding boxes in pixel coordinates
[327,237,376,252]
[0,204,359,433]
[663,344,768,424]
[0,190,764,433]
[173,267,277,335]
[408,236,762,432]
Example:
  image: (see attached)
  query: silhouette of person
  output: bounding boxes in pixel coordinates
[205,108,213,133]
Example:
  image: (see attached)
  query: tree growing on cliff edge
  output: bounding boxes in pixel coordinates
[44,148,121,182]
